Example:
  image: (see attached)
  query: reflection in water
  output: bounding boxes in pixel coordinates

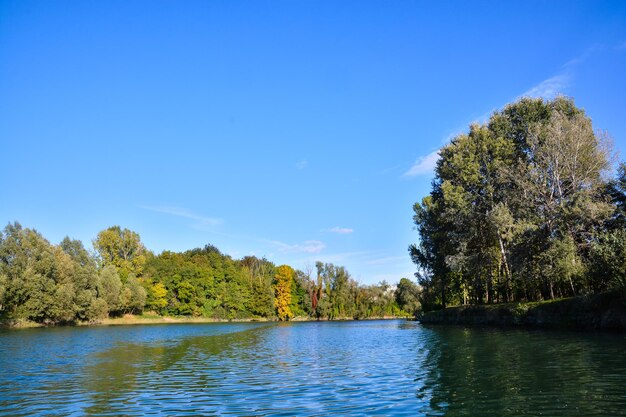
[82,325,270,415]
[418,326,626,416]
[0,321,625,416]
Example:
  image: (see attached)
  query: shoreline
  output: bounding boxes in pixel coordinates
[418,290,626,331]
[1,314,408,330]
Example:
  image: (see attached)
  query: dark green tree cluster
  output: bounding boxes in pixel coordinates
[410,97,626,310]
[0,224,148,324]
[0,223,412,324]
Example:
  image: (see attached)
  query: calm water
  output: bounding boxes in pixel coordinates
[0,320,625,416]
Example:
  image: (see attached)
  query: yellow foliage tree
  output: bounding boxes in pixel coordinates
[150,282,168,310]
[274,265,294,321]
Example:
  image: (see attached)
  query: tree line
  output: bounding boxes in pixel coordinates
[410,97,626,310]
[0,224,420,324]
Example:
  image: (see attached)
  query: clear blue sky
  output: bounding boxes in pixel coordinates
[1,1,625,284]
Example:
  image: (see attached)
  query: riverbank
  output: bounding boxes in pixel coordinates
[419,290,626,331]
[1,314,407,329]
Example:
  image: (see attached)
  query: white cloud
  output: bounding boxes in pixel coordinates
[402,51,597,181]
[267,239,325,254]
[519,48,597,100]
[140,206,222,229]
[402,75,567,179]
[296,160,308,170]
[519,73,570,100]
[365,255,409,266]
[328,226,353,234]
[403,150,440,177]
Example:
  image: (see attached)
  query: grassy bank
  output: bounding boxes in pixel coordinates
[419,290,626,331]
[93,314,275,326]
[0,314,279,329]
[1,314,406,329]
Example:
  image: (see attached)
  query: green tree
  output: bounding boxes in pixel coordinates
[0,223,83,323]
[411,97,615,308]
[608,162,626,228]
[93,226,147,280]
[98,265,122,314]
[0,272,7,313]
[395,278,421,314]
[60,237,100,321]
[120,274,147,314]
[589,229,626,291]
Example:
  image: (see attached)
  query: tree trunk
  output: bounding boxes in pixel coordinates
[549,279,555,300]
[441,278,446,309]
[485,275,490,304]
[498,236,513,302]
[568,275,576,296]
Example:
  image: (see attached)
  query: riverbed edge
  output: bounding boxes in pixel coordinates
[418,290,626,331]
[0,314,408,329]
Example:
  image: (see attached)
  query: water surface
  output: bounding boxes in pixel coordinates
[0,320,624,416]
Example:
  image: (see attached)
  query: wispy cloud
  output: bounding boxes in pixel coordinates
[519,73,570,100]
[296,160,308,170]
[365,255,408,266]
[140,206,223,230]
[328,226,354,234]
[402,50,598,180]
[616,41,626,51]
[266,239,325,254]
[518,47,599,100]
[403,150,440,177]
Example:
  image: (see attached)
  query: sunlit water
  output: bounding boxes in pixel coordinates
[0,320,625,416]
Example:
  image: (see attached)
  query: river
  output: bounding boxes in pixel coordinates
[0,320,624,416]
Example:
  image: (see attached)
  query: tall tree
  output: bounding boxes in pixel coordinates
[274,265,294,321]
[607,162,626,229]
[93,226,147,280]
[98,265,122,314]
[411,97,617,308]
[395,278,421,314]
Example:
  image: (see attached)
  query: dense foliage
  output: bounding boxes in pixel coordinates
[410,97,626,310]
[0,225,413,325]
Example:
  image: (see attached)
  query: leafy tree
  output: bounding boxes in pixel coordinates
[0,272,7,313]
[589,229,626,291]
[274,265,294,321]
[411,97,618,309]
[98,265,122,314]
[145,281,168,312]
[60,237,99,321]
[395,278,421,314]
[120,274,147,314]
[85,298,109,323]
[93,226,147,280]
[607,162,626,228]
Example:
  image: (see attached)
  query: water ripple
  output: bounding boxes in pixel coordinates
[1,321,625,416]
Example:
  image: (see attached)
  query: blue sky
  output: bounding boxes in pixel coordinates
[1,1,625,284]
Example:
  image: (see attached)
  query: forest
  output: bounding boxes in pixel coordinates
[0,224,420,325]
[411,97,626,310]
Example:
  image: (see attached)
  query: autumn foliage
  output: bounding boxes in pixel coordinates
[274,265,294,321]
